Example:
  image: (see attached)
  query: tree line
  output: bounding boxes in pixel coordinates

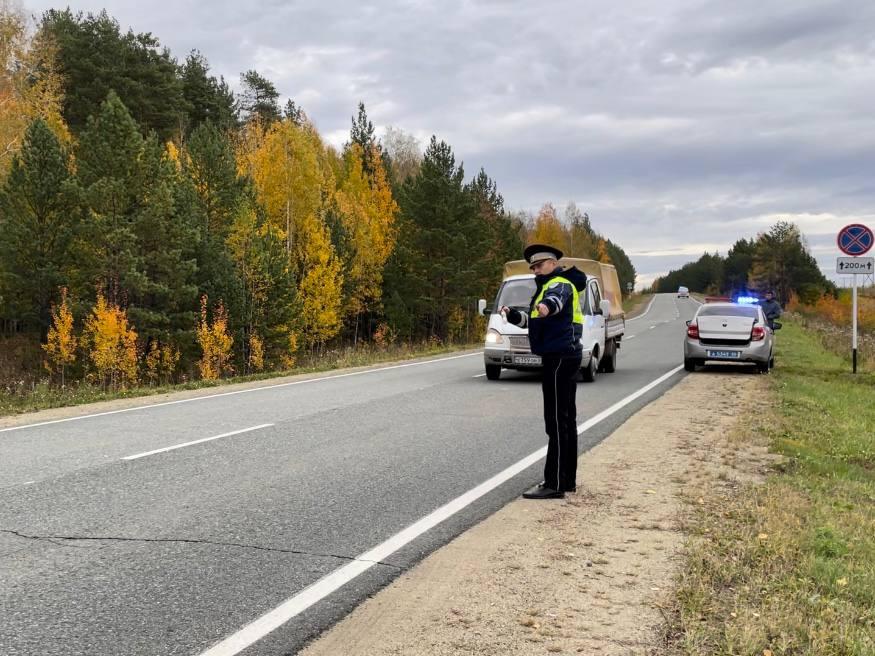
[0,6,636,389]
[653,221,835,303]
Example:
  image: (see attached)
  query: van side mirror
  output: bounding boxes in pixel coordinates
[685,320,692,326]
[477,299,487,316]
[599,299,611,316]
[772,321,782,331]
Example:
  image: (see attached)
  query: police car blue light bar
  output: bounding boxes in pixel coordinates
[735,296,759,305]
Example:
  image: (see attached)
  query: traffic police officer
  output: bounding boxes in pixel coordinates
[501,244,587,499]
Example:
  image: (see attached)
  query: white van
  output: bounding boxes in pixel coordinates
[477,258,626,382]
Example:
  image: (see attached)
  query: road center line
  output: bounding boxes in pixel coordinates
[196,364,685,656]
[122,424,274,461]
[0,353,480,435]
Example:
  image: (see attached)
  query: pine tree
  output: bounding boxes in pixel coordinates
[125,137,200,341]
[468,168,523,300]
[185,120,244,238]
[74,91,146,304]
[564,202,597,259]
[385,136,487,341]
[284,100,307,126]
[0,119,78,333]
[348,102,382,180]
[40,9,186,139]
[238,70,281,125]
[181,51,236,132]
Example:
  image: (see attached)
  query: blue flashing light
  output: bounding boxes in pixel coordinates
[735,295,760,305]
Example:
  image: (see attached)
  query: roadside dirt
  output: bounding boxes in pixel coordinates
[302,371,774,656]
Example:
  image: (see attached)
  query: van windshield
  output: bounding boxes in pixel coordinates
[496,279,536,309]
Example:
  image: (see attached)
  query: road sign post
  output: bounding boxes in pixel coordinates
[837,224,874,373]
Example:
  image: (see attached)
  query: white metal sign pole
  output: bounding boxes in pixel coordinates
[853,273,858,374]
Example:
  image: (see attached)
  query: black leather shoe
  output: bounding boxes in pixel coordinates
[539,482,576,493]
[523,486,564,499]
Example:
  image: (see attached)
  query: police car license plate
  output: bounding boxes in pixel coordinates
[706,350,741,360]
[514,355,542,366]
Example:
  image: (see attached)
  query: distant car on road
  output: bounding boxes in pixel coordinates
[684,301,779,373]
[677,286,690,298]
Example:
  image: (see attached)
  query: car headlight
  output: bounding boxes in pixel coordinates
[485,329,504,345]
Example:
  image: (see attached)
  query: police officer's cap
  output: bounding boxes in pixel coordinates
[524,243,564,269]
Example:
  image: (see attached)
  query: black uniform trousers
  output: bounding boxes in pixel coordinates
[541,354,582,492]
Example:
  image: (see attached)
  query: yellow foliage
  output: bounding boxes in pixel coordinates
[145,341,161,384]
[83,293,139,389]
[0,5,70,176]
[248,333,264,372]
[335,144,399,316]
[281,331,298,369]
[529,203,569,253]
[43,287,76,385]
[164,141,183,170]
[160,343,180,380]
[447,305,467,344]
[240,119,344,347]
[196,295,234,380]
[789,291,875,332]
[144,340,180,385]
[597,239,612,264]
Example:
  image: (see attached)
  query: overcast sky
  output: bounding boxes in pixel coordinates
[24,0,875,287]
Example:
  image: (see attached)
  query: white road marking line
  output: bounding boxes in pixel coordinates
[196,364,685,656]
[626,295,656,321]
[649,325,656,330]
[0,353,481,435]
[22,481,34,485]
[625,335,637,340]
[472,373,486,378]
[122,424,274,461]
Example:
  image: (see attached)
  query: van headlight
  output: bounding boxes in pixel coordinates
[485,329,505,346]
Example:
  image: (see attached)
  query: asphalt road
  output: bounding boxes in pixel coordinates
[0,294,700,656]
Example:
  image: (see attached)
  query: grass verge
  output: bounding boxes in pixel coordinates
[0,341,477,418]
[666,319,875,655]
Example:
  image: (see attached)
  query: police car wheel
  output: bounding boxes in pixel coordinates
[485,364,501,380]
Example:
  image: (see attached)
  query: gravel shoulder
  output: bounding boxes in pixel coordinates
[302,371,770,656]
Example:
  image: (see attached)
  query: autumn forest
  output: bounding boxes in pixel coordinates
[0,6,636,393]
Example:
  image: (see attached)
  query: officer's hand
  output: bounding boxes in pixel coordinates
[537,303,549,317]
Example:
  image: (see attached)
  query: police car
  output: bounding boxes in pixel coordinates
[683,296,779,373]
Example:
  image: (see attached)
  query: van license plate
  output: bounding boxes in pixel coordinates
[706,350,741,359]
[514,355,541,366]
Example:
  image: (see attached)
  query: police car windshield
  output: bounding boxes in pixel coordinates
[497,279,536,308]
[698,305,759,318]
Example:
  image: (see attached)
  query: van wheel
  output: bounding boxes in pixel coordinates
[485,365,501,380]
[600,339,617,373]
[581,354,598,382]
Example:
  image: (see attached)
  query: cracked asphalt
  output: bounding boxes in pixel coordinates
[0,295,695,655]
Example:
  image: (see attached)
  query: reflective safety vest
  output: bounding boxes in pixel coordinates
[531,276,583,325]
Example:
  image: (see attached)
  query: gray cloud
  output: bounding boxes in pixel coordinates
[24,0,875,285]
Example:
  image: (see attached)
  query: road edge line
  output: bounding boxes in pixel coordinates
[196,364,685,656]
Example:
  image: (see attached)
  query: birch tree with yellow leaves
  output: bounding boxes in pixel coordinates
[82,293,139,390]
[529,203,569,253]
[0,2,69,177]
[43,287,76,386]
[334,144,398,332]
[240,119,343,348]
